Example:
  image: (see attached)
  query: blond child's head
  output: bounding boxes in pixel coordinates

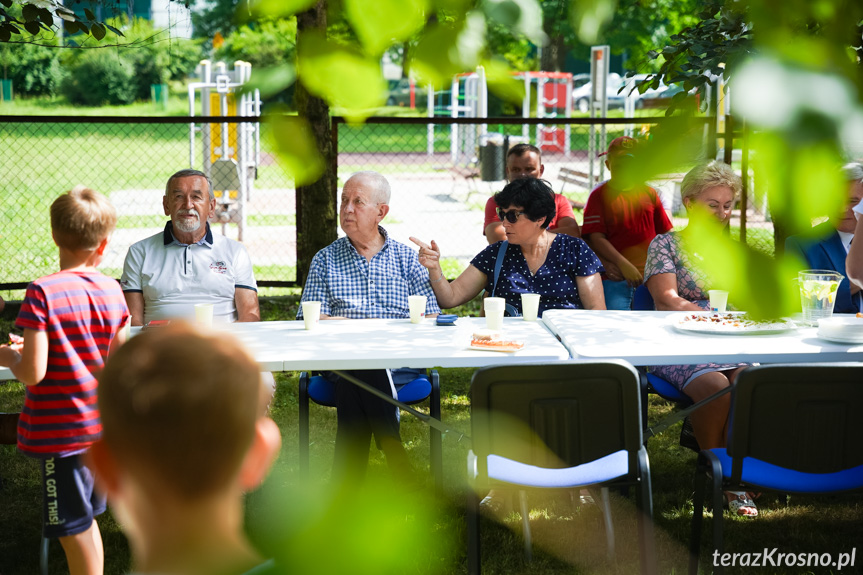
[97,323,276,499]
[50,186,117,252]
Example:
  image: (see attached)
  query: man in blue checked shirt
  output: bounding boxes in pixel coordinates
[297,171,441,484]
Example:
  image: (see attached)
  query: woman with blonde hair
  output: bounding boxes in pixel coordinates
[644,160,757,517]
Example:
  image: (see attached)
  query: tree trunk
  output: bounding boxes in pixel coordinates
[540,2,566,72]
[540,34,565,72]
[401,40,410,79]
[295,1,338,287]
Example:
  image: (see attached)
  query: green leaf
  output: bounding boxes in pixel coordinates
[569,0,617,44]
[411,25,462,89]
[432,0,472,10]
[91,22,106,40]
[63,20,80,34]
[482,58,525,104]
[483,0,545,44]
[753,132,845,236]
[0,27,10,42]
[297,31,387,119]
[263,112,325,187]
[0,0,12,8]
[84,8,96,21]
[37,7,52,26]
[23,19,40,34]
[682,215,803,320]
[411,13,485,88]
[105,23,125,37]
[21,2,39,21]
[345,0,428,56]
[243,63,296,99]
[249,0,317,19]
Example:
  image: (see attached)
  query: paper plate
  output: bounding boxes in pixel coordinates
[671,312,798,336]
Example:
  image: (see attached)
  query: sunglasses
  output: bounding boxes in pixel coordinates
[497,209,526,224]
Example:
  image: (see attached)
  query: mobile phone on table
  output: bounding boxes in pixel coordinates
[436,314,458,326]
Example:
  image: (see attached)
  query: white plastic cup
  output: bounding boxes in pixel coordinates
[302,301,321,330]
[708,290,729,313]
[408,295,428,323]
[485,297,506,331]
[521,293,540,321]
[194,303,214,327]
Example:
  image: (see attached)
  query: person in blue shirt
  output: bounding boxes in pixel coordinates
[298,171,440,485]
[786,163,863,314]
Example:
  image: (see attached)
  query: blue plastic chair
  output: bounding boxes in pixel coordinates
[689,363,863,575]
[631,285,692,409]
[298,369,442,493]
[467,361,656,575]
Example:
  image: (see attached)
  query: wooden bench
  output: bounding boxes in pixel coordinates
[433,165,482,202]
[558,167,589,211]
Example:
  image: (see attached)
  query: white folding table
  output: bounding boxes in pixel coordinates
[1,317,569,382]
[228,316,570,371]
[541,309,863,365]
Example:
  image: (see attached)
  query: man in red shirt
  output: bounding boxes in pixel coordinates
[582,136,673,309]
[483,143,581,243]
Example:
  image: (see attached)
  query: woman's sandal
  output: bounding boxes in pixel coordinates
[725,491,758,517]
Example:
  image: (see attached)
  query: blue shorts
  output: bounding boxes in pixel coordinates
[40,455,106,538]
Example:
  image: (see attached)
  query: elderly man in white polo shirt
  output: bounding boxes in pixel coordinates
[121,169,260,326]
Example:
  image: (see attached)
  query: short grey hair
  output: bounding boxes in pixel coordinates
[681,160,742,204]
[165,169,214,200]
[346,171,391,204]
[842,162,863,184]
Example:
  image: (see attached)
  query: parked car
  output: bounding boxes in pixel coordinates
[571,73,590,92]
[635,84,690,109]
[572,73,624,113]
[616,74,667,106]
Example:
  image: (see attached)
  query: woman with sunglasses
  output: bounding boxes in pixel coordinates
[410,178,606,315]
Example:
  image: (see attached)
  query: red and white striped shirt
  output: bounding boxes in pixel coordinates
[16,270,128,457]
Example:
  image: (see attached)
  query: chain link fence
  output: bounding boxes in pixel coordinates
[1,115,769,299]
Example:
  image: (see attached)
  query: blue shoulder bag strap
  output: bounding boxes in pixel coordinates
[491,241,520,317]
[491,241,508,297]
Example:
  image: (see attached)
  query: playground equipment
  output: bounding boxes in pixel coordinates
[428,68,573,177]
[514,71,573,154]
[188,60,261,241]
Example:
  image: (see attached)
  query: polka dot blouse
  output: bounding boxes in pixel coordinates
[470,234,604,316]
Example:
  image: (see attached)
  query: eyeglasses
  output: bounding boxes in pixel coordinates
[497,209,526,224]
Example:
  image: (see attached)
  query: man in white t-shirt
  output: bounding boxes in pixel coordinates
[121,169,260,326]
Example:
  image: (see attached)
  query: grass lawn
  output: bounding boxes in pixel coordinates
[2,297,862,574]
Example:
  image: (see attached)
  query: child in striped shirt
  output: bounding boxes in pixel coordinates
[0,186,129,575]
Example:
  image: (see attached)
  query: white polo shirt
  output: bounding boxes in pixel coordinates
[121,222,257,324]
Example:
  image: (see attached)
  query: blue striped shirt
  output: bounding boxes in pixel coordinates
[298,227,441,319]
